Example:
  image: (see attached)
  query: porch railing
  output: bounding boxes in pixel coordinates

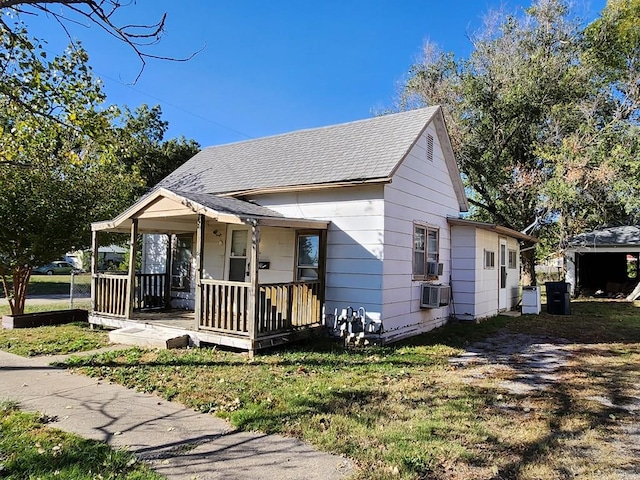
[93,272,167,317]
[93,273,128,317]
[94,274,322,336]
[198,280,322,336]
[135,273,167,310]
[200,279,250,334]
[257,281,321,334]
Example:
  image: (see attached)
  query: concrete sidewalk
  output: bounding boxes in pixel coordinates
[0,349,353,480]
[2,294,90,306]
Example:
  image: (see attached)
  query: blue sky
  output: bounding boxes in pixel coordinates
[25,0,606,148]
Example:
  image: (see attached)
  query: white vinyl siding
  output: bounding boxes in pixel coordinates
[142,234,169,274]
[382,123,461,339]
[450,225,522,321]
[248,185,385,322]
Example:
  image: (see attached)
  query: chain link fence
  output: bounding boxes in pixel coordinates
[69,272,91,309]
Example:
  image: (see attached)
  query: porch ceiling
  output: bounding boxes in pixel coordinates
[92,187,329,233]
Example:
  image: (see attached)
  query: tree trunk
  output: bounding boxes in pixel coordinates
[0,265,32,315]
[520,248,537,287]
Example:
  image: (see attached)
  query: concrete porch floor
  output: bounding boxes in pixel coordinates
[89,310,323,352]
[89,310,252,350]
[131,310,196,331]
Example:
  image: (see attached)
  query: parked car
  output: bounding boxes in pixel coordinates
[33,261,78,275]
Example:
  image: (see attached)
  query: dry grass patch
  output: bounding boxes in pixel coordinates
[60,300,640,480]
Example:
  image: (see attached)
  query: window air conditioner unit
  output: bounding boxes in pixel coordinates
[426,261,444,276]
[420,284,451,309]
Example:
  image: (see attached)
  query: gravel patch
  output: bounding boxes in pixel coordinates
[450,330,640,479]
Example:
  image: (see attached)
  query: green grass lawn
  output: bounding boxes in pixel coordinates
[0,400,163,480]
[53,299,640,480]
[0,321,108,357]
[1,274,91,297]
[0,301,92,317]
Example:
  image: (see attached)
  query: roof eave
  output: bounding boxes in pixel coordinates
[219,177,393,197]
[447,217,538,243]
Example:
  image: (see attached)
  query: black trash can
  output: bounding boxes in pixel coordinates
[545,282,571,315]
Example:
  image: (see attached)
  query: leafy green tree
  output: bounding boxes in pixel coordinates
[0,17,198,314]
[113,104,200,197]
[401,0,639,283]
[538,0,640,246]
[0,4,199,314]
[0,18,135,313]
[585,0,640,120]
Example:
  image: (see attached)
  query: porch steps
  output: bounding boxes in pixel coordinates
[108,326,190,349]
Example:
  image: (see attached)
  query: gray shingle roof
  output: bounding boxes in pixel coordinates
[168,189,284,218]
[567,226,640,247]
[159,107,440,194]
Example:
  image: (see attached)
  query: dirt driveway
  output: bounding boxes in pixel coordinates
[448,331,640,479]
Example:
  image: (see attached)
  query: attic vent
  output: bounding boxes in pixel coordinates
[426,133,434,162]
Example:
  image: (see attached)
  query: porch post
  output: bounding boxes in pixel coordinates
[247,221,260,356]
[164,234,173,308]
[194,214,205,330]
[125,218,138,319]
[319,228,328,321]
[90,229,99,313]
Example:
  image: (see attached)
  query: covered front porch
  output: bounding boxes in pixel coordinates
[89,188,328,354]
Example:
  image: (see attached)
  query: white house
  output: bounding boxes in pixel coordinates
[448,218,534,321]
[89,107,536,352]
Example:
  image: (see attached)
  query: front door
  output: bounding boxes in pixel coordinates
[226,227,250,282]
[499,238,507,310]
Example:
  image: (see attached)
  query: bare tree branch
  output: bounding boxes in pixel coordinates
[0,0,202,83]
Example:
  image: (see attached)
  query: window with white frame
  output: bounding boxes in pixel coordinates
[413,223,439,279]
[508,249,518,269]
[484,249,495,269]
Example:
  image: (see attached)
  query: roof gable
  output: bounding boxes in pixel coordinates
[159,107,443,195]
[92,188,327,233]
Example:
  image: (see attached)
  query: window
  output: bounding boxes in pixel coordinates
[508,250,517,269]
[171,234,192,290]
[296,233,319,281]
[426,133,434,162]
[413,224,439,279]
[228,229,248,282]
[484,249,495,269]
